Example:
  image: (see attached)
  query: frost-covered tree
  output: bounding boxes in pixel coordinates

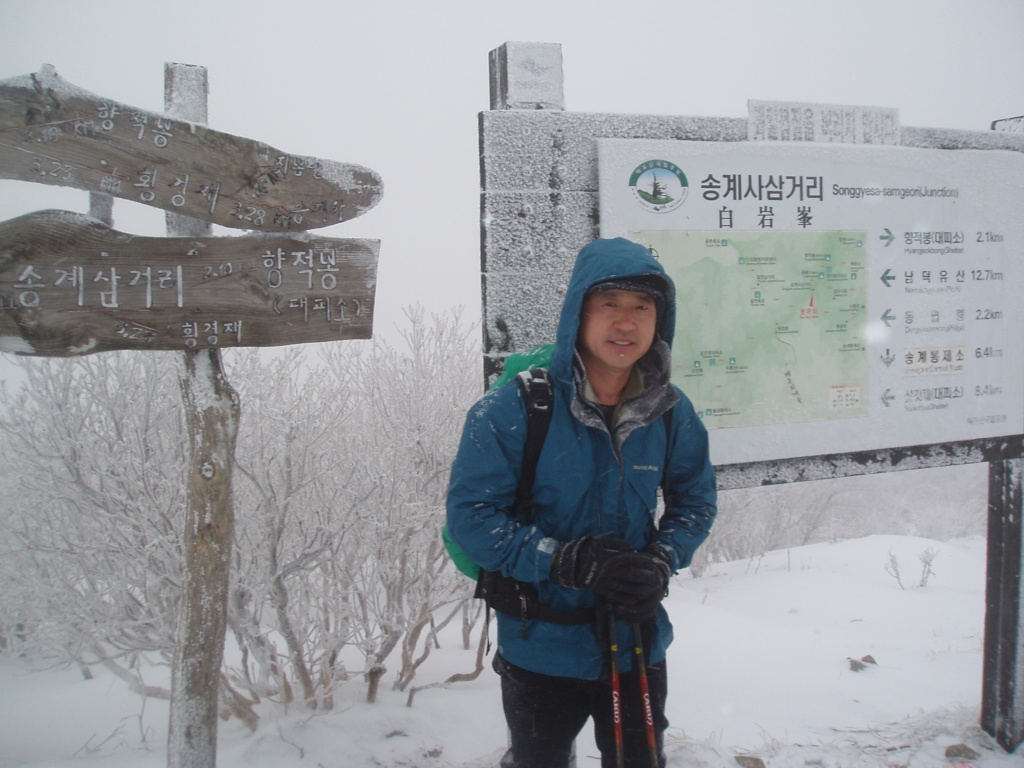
[216,307,481,713]
[317,306,480,697]
[0,306,482,724]
[0,351,186,694]
[224,345,366,713]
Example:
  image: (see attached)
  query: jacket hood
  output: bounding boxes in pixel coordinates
[550,237,676,383]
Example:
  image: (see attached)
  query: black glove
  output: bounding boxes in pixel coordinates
[605,545,673,623]
[550,537,631,594]
[642,544,673,592]
[551,538,675,620]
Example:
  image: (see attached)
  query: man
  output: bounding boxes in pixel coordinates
[447,237,717,768]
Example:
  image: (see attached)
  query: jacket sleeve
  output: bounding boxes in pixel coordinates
[654,392,718,571]
[445,385,558,584]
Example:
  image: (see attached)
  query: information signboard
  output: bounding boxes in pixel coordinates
[598,139,1024,464]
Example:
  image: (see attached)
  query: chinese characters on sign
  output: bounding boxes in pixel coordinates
[748,100,900,145]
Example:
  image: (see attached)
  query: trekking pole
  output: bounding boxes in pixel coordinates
[607,611,625,768]
[631,623,659,768]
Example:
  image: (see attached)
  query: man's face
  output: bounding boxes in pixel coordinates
[577,288,658,377]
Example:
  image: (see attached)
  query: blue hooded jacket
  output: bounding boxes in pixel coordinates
[446,237,717,679]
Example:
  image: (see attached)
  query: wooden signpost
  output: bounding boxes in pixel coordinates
[0,61,384,768]
[0,209,379,356]
[0,65,383,230]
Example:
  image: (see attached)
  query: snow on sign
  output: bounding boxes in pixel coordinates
[0,66,383,230]
[598,139,1024,465]
[0,210,379,356]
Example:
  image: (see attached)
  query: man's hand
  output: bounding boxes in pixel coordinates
[550,536,631,593]
[551,538,675,621]
[606,546,672,622]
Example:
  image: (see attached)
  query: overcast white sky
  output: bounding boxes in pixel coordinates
[1,0,1022,363]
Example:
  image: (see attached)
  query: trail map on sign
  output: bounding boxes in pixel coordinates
[636,230,868,429]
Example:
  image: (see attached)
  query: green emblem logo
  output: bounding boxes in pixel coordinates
[629,160,688,213]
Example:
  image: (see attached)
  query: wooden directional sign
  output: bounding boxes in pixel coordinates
[0,65,383,230]
[0,210,379,356]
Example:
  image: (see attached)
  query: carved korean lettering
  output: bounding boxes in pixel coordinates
[0,67,382,230]
[0,211,379,355]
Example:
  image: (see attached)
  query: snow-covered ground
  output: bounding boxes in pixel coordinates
[2,535,1021,767]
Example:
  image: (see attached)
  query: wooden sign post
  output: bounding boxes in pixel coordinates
[162,62,232,768]
[0,62,384,768]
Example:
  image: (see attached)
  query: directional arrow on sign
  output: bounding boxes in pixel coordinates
[881,309,895,327]
[0,65,383,231]
[880,389,895,407]
[880,348,896,367]
[881,268,895,287]
[0,210,379,356]
[879,228,895,247]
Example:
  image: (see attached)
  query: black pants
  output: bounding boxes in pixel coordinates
[494,653,668,768]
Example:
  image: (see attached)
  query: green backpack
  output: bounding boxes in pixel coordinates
[448,349,600,628]
[443,344,554,580]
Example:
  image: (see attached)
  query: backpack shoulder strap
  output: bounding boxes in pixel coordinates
[660,406,673,497]
[513,368,553,525]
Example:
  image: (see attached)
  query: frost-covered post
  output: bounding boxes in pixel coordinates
[164,63,237,768]
[982,114,1024,753]
[984,458,1024,749]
